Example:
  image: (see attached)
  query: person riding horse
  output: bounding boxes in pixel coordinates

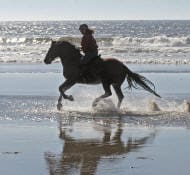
[44,32,160,110]
[79,24,98,64]
[79,24,102,80]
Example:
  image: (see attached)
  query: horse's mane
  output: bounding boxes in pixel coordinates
[56,39,80,54]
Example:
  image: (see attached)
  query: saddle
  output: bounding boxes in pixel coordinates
[80,55,104,83]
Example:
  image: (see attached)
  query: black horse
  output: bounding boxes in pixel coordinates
[44,40,160,110]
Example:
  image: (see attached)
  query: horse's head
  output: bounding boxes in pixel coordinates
[44,40,81,64]
[44,40,60,64]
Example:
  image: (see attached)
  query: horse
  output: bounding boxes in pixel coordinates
[44,40,160,110]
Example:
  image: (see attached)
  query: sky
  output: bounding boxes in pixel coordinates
[0,0,189,21]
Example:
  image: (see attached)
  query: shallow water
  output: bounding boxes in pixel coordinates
[46,120,190,175]
[0,119,190,175]
[0,64,190,174]
[1,64,190,127]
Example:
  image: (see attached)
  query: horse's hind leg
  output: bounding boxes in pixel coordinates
[113,84,124,109]
[92,81,112,107]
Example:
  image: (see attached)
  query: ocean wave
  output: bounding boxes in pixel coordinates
[112,35,190,47]
[1,35,190,47]
[0,36,112,45]
[1,55,190,65]
[1,35,190,64]
[0,37,52,45]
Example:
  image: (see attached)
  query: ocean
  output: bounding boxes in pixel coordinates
[0,20,190,64]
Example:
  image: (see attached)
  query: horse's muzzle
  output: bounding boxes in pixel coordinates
[44,59,51,64]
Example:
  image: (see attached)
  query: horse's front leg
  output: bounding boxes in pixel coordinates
[57,93,63,110]
[57,79,76,110]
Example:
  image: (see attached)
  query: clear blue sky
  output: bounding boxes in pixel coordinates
[0,0,189,21]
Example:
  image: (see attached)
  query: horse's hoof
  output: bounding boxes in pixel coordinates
[92,101,97,108]
[92,98,99,107]
[57,103,63,111]
[68,95,74,101]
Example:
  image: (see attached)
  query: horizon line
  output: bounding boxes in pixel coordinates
[0,19,190,22]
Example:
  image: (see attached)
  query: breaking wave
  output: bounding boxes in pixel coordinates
[0,37,51,44]
[112,35,190,47]
[1,35,190,64]
[1,35,190,47]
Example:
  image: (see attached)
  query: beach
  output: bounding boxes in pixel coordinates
[0,63,190,174]
[1,121,189,175]
[1,20,190,174]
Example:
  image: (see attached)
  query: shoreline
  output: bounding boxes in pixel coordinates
[1,63,190,73]
[1,63,190,96]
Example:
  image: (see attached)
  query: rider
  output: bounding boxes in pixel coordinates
[79,24,99,65]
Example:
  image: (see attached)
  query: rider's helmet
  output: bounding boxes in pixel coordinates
[79,24,88,30]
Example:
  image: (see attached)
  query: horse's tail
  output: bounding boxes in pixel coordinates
[124,66,161,98]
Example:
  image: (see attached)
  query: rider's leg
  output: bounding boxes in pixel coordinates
[80,51,98,65]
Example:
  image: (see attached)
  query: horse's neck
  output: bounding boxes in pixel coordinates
[60,55,80,69]
[59,44,81,71]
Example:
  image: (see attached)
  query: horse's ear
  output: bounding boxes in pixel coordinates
[51,39,56,45]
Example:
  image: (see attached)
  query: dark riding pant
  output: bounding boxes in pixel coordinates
[80,51,98,65]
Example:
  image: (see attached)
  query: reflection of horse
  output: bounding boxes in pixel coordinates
[44,40,160,110]
[45,118,156,175]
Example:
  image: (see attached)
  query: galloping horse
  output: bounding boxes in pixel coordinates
[44,40,160,110]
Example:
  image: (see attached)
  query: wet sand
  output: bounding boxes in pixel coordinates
[1,64,190,174]
[0,120,190,175]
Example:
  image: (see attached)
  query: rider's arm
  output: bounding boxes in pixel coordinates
[81,35,91,53]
